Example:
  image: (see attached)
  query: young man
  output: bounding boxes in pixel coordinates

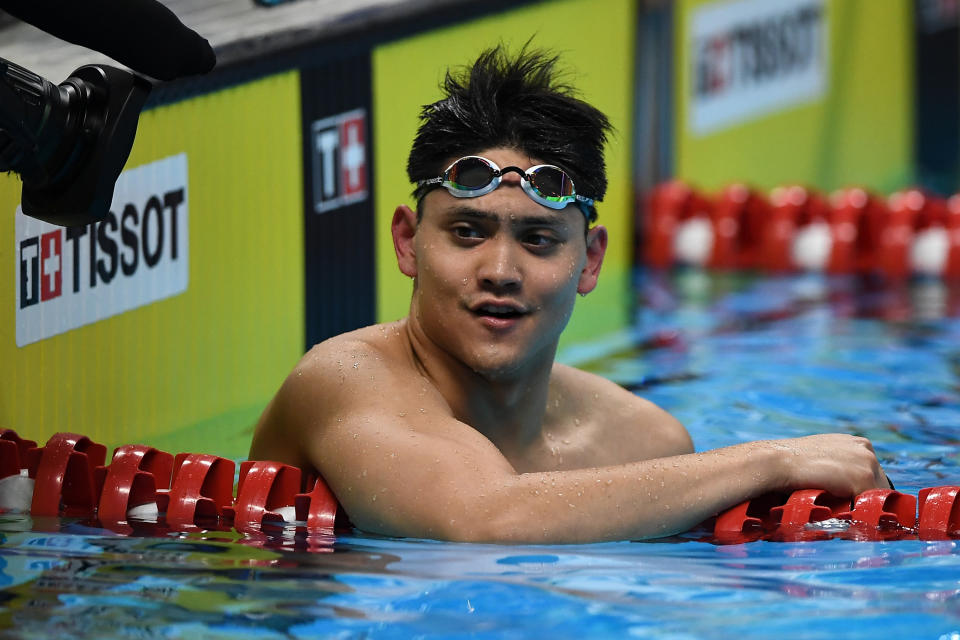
[249,46,888,543]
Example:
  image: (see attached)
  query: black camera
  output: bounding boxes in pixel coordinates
[0,0,215,227]
[0,58,151,227]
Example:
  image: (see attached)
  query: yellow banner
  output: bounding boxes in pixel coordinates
[2,72,305,459]
[675,0,913,193]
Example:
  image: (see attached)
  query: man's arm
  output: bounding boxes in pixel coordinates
[252,341,888,544]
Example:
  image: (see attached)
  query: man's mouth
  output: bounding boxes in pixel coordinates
[472,303,526,319]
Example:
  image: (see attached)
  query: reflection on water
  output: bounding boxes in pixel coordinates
[2,515,960,639]
[0,516,399,637]
[3,270,960,638]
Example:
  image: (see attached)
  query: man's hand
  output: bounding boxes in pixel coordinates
[764,433,890,496]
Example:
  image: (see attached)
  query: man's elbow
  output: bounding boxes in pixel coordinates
[662,418,694,456]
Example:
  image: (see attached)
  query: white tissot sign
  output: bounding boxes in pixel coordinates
[15,153,189,347]
[689,0,827,136]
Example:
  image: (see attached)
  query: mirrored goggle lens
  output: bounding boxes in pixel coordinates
[528,166,575,201]
[446,157,497,190]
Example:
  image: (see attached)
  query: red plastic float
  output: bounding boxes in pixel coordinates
[770,489,850,528]
[709,184,771,270]
[644,180,714,268]
[837,489,917,529]
[228,460,302,530]
[0,429,36,480]
[157,453,235,527]
[711,492,788,543]
[96,444,174,523]
[296,473,343,531]
[28,432,106,517]
[918,485,960,538]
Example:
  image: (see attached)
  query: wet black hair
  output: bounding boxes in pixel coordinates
[407,42,612,224]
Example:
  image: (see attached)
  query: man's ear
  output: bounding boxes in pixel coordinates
[392,204,418,278]
[577,225,608,295]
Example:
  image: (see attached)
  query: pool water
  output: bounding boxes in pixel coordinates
[3,269,960,639]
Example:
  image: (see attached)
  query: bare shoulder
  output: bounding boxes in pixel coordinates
[549,364,694,460]
[249,321,419,468]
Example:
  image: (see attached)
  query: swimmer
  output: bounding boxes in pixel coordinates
[249,44,889,543]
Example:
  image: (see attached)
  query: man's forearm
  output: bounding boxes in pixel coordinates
[453,442,785,543]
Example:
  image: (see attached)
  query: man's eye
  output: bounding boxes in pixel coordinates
[453,226,483,240]
[524,232,557,248]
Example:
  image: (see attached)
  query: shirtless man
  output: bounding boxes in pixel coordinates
[249,45,888,543]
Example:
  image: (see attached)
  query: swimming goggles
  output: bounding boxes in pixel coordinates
[417,155,596,219]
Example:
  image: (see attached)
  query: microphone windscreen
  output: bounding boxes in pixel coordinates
[1,0,215,80]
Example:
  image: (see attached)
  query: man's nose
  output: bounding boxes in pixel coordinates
[478,237,522,291]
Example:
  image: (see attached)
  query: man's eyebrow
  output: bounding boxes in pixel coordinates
[444,206,499,222]
[443,206,570,230]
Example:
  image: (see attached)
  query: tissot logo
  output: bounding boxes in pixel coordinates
[14,153,189,346]
[689,0,827,135]
[311,109,368,213]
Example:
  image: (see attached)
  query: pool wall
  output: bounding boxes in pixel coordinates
[2,0,923,457]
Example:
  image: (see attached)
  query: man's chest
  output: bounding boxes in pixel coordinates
[506,422,647,473]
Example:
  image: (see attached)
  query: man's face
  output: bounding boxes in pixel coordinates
[402,147,606,379]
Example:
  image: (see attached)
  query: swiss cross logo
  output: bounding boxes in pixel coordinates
[40,230,62,301]
[311,108,368,213]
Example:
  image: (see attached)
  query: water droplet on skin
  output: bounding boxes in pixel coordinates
[562,439,571,445]
[398,412,406,417]
[361,469,367,477]
[371,494,377,502]
[574,418,580,426]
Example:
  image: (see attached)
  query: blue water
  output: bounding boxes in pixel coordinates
[3,270,960,639]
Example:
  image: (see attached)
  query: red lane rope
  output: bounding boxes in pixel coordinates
[644,181,960,280]
[2,429,957,543]
[0,429,348,536]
